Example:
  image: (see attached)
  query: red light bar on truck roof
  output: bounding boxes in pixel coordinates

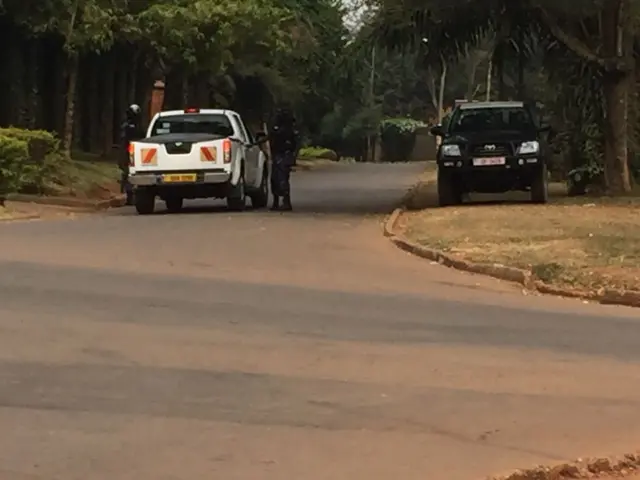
[184,107,200,113]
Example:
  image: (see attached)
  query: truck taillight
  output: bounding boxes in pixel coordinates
[223,139,231,163]
[128,142,135,166]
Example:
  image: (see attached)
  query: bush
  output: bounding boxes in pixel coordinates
[379,118,425,163]
[0,134,32,196]
[0,128,62,194]
[298,146,338,161]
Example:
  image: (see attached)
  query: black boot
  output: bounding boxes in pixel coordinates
[270,195,280,210]
[282,194,292,211]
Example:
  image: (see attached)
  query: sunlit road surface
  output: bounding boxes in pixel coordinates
[0,162,639,480]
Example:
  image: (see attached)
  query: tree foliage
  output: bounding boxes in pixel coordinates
[370,0,640,193]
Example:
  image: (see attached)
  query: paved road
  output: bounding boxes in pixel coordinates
[1,162,640,480]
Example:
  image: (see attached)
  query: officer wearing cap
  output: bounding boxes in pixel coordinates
[120,104,143,205]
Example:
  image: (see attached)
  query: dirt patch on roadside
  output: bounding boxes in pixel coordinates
[1,202,90,221]
[489,453,640,480]
[397,177,640,291]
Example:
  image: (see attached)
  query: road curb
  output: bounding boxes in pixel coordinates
[486,453,640,479]
[0,213,41,223]
[384,207,640,308]
[7,193,126,210]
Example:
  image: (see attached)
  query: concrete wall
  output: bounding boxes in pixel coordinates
[409,126,437,161]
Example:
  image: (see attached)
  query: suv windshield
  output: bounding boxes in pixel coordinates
[150,114,233,137]
[448,107,535,134]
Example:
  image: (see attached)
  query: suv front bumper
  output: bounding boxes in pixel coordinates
[439,155,541,171]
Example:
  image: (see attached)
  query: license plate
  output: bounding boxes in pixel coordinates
[473,157,506,166]
[162,173,197,183]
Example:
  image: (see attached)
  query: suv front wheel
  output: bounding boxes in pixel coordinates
[437,169,462,207]
[530,164,549,204]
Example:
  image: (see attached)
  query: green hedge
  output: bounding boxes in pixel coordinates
[379,118,425,163]
[298,146,338,161]
[0,128,63,195]
[0,135,32,196]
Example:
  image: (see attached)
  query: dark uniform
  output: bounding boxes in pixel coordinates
[269,109,298,211]
[120,104,143,205]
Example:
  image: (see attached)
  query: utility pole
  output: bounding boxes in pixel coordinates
[367,44,376,162]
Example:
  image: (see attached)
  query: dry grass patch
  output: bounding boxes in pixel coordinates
[402,162,438,209]
[399,176,640,291]
[0,207,13,220]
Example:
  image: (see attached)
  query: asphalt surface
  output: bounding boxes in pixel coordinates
[1,162,640,480]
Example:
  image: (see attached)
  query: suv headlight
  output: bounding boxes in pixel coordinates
[517,141,539,155]
[441,144,461,156]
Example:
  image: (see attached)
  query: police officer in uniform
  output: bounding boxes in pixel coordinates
[120,104,143,205]
[268,108,298,211]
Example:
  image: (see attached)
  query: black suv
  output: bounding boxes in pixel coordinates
[430,101,551,206]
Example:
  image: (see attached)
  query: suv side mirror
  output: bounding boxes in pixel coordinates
[430,124,444,137]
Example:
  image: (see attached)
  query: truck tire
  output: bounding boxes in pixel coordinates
[437,169,462,207]
[249,167,269,209]
[530,164,549,204]
[165,196,183,213]
[227,171,246,211]
[135,188,155,215]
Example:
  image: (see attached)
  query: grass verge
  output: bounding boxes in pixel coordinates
[42,151,121,199]
[398,168,640,291]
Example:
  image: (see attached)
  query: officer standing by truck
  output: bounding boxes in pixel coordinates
[120,104,143,205]
[268,108,299,211]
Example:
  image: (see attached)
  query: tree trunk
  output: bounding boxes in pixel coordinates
[601,0,633,194]
[101,51,115,156]
[517,47,526,100]
[485,58,493,101]
[603,72,633,193]
[181,74,189,106]
[115,55,129,134]
[62,53,79,157]
[437,59,447,123]
[52,46,67,137]
[24,39,40,129]
[87,55,101,152]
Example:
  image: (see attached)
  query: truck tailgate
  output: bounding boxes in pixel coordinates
[131,133,229,173]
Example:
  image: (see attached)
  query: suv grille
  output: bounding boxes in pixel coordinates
[165,142,193,155]
[471,143,511,156]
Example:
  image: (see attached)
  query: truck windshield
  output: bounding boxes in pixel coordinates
[150,114,233,137]
[448,107,535,133]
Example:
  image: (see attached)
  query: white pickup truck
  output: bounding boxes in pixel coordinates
[128,108,269,214]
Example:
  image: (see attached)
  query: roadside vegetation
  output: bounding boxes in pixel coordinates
[0,0,435,203]
[398,171,640,291]
[370,0,640,292]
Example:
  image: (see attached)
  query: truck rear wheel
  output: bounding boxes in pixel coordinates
[437,169,462,207]
[249,167,269,209]
[227,172,246,211]
[530,164,549,204]
[135,188,155,215]
[165,196,183,213]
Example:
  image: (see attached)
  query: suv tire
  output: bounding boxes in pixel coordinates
[530,164,549,204]
[437,169,462,207]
